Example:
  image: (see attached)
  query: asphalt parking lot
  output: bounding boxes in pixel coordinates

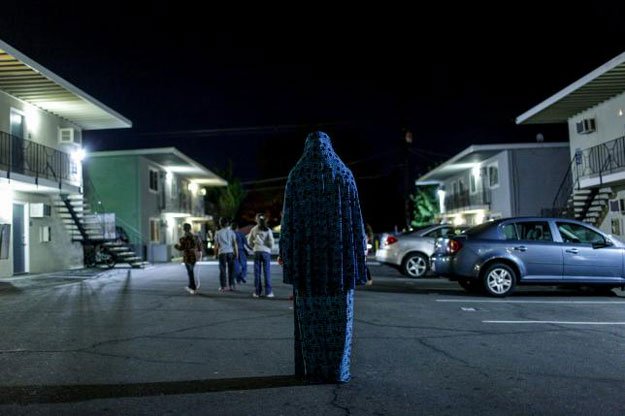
[1,262,625,415]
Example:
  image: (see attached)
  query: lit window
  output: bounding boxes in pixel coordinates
[150,218,160,242]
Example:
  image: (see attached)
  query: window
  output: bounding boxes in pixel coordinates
[149,218,161,243]
[488,163,499,188]
[502,224,518,240]
[451,181,458,195]
[458,178,466,194]
[149,168,159,192]
[502,221,552,241]
[470,174,477,194]
[40,226,51,243]
[556,222,605,244]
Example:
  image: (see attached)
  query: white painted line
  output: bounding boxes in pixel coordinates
[437,299,625,304]
[483,320,625,325]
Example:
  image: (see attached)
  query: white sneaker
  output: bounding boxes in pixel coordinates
[252,293,260,298]
[266,292,275,298]
[185,287,196,295]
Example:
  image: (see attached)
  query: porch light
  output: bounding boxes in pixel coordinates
[71,148,86,162]
[472,165,481,178]
[187,182,198,193]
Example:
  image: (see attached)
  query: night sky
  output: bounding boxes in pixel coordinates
[1,2,625,230]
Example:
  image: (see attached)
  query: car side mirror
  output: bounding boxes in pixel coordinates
[592,241,613,249]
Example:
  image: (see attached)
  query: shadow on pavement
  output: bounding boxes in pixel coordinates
[0,375,307,405]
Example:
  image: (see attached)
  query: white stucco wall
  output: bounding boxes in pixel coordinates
[0,91,85,277]
[568,91,625,158]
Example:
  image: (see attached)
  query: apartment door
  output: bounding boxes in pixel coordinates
[12,203,26,274]
[10,109,25,174]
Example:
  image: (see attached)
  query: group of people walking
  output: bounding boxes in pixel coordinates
[175,213,274,297]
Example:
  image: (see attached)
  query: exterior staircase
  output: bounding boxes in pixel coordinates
[54,194,145,268]
[566,187,613,226]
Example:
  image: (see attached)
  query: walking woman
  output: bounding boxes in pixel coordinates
[247,214,274,298]
[280,131,367,383]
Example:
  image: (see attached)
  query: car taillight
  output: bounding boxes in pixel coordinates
[448,239,462,254]
[385,235,398,246]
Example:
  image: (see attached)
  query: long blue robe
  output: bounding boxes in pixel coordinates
[281,131,367,383]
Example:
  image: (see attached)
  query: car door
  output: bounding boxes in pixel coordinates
[501,220,563,280]
[555,221,623,282]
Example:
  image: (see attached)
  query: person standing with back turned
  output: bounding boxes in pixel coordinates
[214,217,238,292]
[280,131,367,383]
[248,213,274,298]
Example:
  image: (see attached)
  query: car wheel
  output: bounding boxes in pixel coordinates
[402,253,428,278]
[482,263,516,297]
[458,279,482,293]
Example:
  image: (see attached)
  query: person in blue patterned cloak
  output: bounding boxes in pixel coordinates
[280,131,368,383]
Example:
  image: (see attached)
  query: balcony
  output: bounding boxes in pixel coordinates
[445,188,491,212]
[574,135,625,188]
[0,131,72,188]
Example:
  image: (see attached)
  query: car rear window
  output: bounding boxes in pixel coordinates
[464,222,494,237]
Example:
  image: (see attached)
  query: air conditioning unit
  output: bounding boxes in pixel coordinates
[576,118,596,135]
[58,127,80,144]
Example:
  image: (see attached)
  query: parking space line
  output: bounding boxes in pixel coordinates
[436,299,625,304]
[483,320,625,325]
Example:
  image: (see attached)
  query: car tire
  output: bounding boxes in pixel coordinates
[482,263,516,297]
[458,279,482,293]
[402,253,429,278]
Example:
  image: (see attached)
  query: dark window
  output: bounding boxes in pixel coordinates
[556,222,605,244]
[503,221,552,241]
[149,169,159,192]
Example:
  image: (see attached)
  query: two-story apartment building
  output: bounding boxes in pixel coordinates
[517,51,625,234]
[84,147,226,262]
[0,40,131,277]
[417,143,569,226]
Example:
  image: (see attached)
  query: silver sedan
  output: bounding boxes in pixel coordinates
[375,224,467,277]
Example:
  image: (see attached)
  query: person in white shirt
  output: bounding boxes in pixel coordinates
[214,217,238,292]
[247,213,274,297]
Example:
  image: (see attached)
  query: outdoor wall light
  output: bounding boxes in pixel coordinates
[187,182,198,193]
[71,148,86,162]
[200,188,207,196]
[471,165,481,177]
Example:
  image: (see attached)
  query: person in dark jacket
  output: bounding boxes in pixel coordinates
[280,131,367,383]
[232,222,252,284]
[174,223,199,295]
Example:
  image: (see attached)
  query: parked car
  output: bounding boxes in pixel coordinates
[375,224,468,277]
[271,231,280,256]
[431,217,625,297]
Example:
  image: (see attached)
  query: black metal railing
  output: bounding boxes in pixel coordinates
[573,135,625,183]
[0,131,71,187]
[551,135,625,219]
[551,156,576,218]
[445,188,491,211]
